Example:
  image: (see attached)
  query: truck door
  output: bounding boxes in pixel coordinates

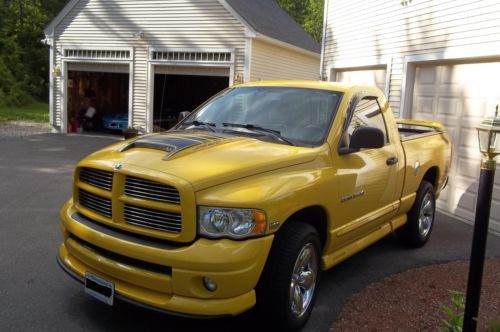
[332,95,401,247]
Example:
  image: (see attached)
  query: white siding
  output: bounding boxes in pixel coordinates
[53,0,247,130]
[250,39,320,81]
[322,0,500,116]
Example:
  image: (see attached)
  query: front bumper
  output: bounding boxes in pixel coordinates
[58,200,274,317]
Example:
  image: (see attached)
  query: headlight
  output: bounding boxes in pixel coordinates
[198,206,267,239]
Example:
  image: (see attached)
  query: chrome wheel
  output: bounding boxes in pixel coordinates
[289,243,318,318]
[418,192,434,237]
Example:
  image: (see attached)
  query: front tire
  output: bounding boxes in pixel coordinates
[257,222,321,330]
[396,181,436,247]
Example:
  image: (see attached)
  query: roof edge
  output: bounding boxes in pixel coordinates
[44,0,80,36]
[254,34,321,58]
[217,0,257,36]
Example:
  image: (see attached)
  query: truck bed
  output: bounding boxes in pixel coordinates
[397,119,448,142]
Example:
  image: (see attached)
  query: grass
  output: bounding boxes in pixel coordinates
[0,102,49,123]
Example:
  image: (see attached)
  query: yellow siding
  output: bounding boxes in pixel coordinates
[322,0,500,116]
[250,39,320,81]
[53,0,247,129]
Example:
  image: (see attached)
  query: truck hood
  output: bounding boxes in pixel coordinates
[86,131,320,191]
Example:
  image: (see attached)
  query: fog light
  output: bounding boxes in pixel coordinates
[203,277,217,292]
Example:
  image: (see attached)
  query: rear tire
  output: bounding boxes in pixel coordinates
[396,181,436,247]
[257,222,321,330]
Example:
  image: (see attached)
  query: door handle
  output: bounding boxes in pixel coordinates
[386,156,398,166]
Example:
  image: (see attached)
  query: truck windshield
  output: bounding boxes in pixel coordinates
[177,87,343,147]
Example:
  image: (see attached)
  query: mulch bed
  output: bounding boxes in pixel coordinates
[331,258,500,331]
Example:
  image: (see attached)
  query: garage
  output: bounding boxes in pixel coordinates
[152,65,230,132]
[411,61,500,232]
[335,67,387,93]
[66,63,130,133]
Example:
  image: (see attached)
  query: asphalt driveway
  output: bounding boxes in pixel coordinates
[1,133,499,332]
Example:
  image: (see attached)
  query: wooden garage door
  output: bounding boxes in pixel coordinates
[336,68,387,92]
[411,62,500,233]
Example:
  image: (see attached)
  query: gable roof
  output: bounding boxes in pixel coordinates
[224,0,320,54]
[45,0,320,54]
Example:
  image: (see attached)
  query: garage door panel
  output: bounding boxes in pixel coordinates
[453,186,476,213]
[411,61,500,232]
[413,95,434,115]
[437,96,461,116]
[335,68,387,92]
[456,156,479,180]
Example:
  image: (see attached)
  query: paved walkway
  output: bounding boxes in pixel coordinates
[0,133,499,332]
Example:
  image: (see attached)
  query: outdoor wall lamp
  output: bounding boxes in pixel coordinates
[52,65,61,77]
[463,105,500,332]
[234,72,243,84]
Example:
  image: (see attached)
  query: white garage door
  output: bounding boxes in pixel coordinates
[411,62,500,233]
[335,67,387,93]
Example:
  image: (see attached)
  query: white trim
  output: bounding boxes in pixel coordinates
[400,48,500,118]
[326,57,392,95]
[319,0,329,80]
[128,58,134,129]
[150,47,235,54]
[60,49,134,133]
[255,34,321,58]
[61,60,68,133]
[44,0,79,36]
[217,0,257,37]
[244,37,252,82]
[48,39,55,128]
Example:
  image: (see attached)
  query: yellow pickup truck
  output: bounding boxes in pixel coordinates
[57,81,452,329]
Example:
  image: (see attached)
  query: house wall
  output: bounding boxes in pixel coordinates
[250,39,320,81]
[322,0,500,232]
[52,0,247,130]
[322,0,500,116]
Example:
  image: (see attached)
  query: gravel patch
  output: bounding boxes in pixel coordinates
[0,120,52,139]
[331,258,500,332]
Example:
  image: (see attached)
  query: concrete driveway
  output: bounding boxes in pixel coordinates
[1,133,499,332]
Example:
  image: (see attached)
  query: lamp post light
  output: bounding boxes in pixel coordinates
[463,105,500,332]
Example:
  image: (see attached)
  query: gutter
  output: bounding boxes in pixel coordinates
[319,0,329,80]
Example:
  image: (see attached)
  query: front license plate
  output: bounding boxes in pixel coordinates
[84,272,114,306]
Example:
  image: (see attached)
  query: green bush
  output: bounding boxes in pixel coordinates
[439,290,465,332]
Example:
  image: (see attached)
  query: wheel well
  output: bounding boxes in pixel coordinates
[423,166,439,190]
[286,206,328,249]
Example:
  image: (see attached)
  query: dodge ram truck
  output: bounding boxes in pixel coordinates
[57,81,452,330]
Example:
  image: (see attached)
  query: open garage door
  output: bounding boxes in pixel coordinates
[153,66,229,132]
[411,61,500,233]
[67,63,129,133]
[335,67,387,92]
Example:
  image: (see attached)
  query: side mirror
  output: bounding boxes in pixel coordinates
[349,127,385,151]
[177,111,191,123]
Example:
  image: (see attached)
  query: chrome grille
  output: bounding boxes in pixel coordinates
[79,189,112,218]
[125,176,180,204]
[124,204,182,233]
[80,168,113,191]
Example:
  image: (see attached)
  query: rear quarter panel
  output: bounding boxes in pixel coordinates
[401,133,452,199]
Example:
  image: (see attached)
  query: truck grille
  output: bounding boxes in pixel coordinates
[80,168,113,191]
[78,189,112,218]
[125,176,180,204]
[124,204,182,233]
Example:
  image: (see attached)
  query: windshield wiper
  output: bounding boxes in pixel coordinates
[185,120,217,132]
[222,123,295,146]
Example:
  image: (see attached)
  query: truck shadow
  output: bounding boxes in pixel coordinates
[69,213,500,332]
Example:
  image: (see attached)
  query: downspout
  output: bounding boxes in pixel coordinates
[319,0,329,81]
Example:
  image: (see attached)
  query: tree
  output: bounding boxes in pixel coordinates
[0,0,66,106]
[276,0,324,43]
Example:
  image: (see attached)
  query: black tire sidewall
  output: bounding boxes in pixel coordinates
[398,181,436,247]
[257,222,321,330]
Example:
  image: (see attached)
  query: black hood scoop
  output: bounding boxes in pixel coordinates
[120,132,226,159]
